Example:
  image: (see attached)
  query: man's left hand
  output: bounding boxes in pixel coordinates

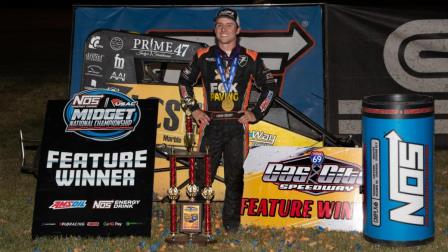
[238,111,256,124]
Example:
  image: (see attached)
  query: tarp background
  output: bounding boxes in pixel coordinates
[70,5,325,126]
[325,4,448,147]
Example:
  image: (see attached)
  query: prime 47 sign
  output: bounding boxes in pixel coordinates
[131,38,190,57]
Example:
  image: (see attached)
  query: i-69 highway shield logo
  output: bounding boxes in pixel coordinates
[63,89,141,141]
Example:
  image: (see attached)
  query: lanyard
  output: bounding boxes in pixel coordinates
[215,49,239,94]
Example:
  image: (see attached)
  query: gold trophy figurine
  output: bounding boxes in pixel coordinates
[180,97,196,153]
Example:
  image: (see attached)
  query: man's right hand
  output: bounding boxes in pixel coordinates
[192,109,210,127]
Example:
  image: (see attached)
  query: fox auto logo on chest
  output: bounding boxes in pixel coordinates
[64,89,140,141]
[262,151,362,195]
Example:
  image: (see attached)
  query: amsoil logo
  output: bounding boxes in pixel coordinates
[49,200,87,210]
[262,151,362,195]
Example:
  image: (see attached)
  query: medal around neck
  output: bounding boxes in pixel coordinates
[221,95,234,111]
[215,49,239,112]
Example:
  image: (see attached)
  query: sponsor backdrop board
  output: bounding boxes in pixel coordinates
[325,5,448,147]
[70,5,324,126]
[70,6,326,201]
[32,90,158,238]
[81,30,206,90]
[241,146,362,231]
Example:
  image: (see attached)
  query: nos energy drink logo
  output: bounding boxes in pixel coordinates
[387,130,426,225]
[64,89,141,141]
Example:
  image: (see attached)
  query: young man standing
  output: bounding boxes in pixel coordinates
[178,8,276,232]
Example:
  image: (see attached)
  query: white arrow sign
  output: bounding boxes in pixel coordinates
[385,130,401,202]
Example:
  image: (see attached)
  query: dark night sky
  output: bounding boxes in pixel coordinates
[0,8,72,76]
[1,1,445,77]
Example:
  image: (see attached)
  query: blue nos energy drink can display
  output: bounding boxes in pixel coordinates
[362,94,434,245]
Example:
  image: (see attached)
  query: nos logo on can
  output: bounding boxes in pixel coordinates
[63,89,141,141]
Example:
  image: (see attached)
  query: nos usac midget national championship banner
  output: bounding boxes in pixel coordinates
[242,146,362,231]
[32,89,158,238]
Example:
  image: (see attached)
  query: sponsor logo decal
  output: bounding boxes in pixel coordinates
[131,38,190,57]
[384,19,448,93]
[49,200,87,210]
[114,54,125,69]
[63,89,140,141]
[87,222,100,227]
[110,37,124,51]
[88,36,103,49]
[93,200,141,209]
[110,72,126,82]
[249,130,277,146]
[85,52,104,62]
[59,222,85,227]
[86,65,103,77]
[125,221,144,226]
[210,72,239,102]
[386,130,425,225]
[92,200,114,209]
[163,134,181,143]
[41,222,57,226]
[238,55,248,67]
[262,151,362,195]
[103,221,123,227]
[259,90,274,112]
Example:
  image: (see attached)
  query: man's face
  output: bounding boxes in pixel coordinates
[214,17,240,45]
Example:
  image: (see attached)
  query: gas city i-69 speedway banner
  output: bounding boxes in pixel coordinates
[69,5,325,203]
[242,146,362,231]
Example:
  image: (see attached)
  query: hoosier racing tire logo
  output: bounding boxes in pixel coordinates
[64,89,141,141]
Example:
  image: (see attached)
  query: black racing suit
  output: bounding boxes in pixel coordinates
[178,45,276,229]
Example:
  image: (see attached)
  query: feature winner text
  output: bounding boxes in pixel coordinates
[46,150,147,186]
[241,198,354,220]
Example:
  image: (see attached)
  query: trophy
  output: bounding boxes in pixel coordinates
[180,97,195,153]
[165,97,216,245]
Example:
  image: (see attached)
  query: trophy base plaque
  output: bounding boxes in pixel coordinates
[180,203,202,233]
